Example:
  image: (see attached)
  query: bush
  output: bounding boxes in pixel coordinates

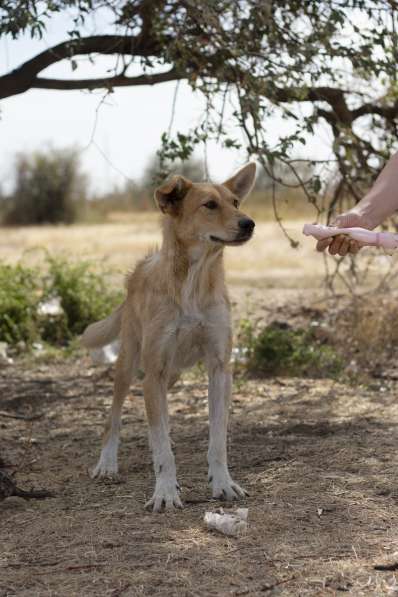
[0,263,41,344]
[45,257,123,338]
[5,148,86,225]
[238,320,343,378]
[0,257,123,347]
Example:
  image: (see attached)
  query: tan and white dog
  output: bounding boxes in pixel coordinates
[82,162,256,512]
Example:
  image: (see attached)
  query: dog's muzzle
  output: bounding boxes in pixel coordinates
[210,218,255,246]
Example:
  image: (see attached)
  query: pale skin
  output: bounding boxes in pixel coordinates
[317,152,398,256]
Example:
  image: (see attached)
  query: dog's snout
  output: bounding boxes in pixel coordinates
[238,218,255,233]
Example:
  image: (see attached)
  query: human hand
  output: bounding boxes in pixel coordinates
[316,212,374,256]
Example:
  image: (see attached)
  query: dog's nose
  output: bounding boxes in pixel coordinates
[238,218,255,233]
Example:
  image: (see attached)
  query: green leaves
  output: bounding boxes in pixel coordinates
[2,0,398,222]
[0,257,122,347]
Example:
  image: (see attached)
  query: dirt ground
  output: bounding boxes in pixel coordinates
[2,220,398,595]
[2,349,398,596]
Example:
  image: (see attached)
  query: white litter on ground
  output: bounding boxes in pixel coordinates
[37,297,63,316]
[90,340,120,365]
[0,342,13,365]
[204,507,248,537]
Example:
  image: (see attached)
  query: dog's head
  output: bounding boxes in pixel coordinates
[154,163,256,248]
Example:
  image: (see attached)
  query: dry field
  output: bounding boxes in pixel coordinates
[2,218,398,596]
[0,214,325,285]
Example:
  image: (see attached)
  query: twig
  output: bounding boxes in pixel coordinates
[0,470,54,501]
[0,410,44,421]
[13,487,54,500]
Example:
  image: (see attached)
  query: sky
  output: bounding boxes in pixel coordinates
[0,9,333,195]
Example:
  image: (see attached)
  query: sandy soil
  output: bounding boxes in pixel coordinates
[2,357,398,596]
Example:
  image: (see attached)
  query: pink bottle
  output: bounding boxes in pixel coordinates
[303,223,398,250]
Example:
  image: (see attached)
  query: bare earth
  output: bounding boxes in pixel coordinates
[2,360,398,596]
[2,220,398,596]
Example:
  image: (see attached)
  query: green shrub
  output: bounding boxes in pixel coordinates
[45,257,123,338]
[0,257,123,348]
[0,263,41,344]
[238,320,343,378]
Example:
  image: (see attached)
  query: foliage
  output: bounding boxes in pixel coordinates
[0,263,40,345]
[45,256,123,338]
[141,153,205,188]
[0,257,122,347]
[5,148,86,225]
[238,320,343,378]
[1,1,398,230]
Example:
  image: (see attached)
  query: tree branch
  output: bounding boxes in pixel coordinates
[0,34,167,100]
[31,68,185,91]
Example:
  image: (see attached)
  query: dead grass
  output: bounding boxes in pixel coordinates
[0,217,332,291]
[2,360,398,596]
[2,218,398,595]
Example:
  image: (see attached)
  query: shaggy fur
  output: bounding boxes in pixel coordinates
[82,162,256,511]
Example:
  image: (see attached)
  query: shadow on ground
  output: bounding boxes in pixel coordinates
[1,360,398,596]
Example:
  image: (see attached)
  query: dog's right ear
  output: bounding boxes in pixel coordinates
[154,175,192,216]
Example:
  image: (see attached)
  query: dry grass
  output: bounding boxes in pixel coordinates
[331,292,398,372]
[2,361,398,596]
[2,217,398,595]
[0,215,326,290]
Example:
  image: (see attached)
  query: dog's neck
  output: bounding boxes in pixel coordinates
[160,217,227,312]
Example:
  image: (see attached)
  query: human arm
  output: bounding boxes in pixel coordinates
[317,152,398,255]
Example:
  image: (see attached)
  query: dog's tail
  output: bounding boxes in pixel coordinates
[81,303,124,349]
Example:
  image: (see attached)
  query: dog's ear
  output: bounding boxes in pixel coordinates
[154,175,192,215]
[222,162,257,202]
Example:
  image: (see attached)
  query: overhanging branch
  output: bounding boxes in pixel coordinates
[32,68,185,91]
[0,34,167,100]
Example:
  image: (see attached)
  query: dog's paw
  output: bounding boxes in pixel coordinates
[145,478,183,513]
[209,468,248,501]
[91,456,119,480]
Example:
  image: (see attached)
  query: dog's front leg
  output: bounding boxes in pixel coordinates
[143,374,182,512]
[207,363,247,500]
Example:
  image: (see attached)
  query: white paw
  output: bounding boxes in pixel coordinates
[209,467,248,501]
[91,452,118,479]
[145,477,183,512]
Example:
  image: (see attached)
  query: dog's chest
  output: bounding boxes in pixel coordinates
[175,315,209,368]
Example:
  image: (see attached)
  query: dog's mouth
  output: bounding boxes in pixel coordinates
[210,232,253,246]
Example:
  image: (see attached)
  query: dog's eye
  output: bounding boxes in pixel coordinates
[203,200,218,210]
[233,199,239,208]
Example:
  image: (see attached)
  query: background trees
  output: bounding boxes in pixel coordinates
[4,148,86,225]
[1,1,398,225]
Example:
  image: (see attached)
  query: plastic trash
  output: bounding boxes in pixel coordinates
[204,507,248,537]
[0,342,13,365]
[90,340,120,365]
[37,297,63,316]
[303,223,398,250]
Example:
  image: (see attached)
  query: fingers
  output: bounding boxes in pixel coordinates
[329,235,348,255]
[349,240,361,254]
[314,210,367,256]
[316,238,332,252]
[316,234,363,256]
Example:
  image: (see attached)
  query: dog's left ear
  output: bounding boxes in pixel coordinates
[223,162,257,202]
[154,175,192,215]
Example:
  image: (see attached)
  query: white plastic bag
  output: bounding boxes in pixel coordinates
[204,507,248,537]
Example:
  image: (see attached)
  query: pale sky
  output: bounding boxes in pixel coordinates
[0,11,333,194]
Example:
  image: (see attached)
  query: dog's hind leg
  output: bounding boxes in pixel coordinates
[143,371,183,512]
[92,333,139,479]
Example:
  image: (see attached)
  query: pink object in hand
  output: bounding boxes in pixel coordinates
[303,223,398,249]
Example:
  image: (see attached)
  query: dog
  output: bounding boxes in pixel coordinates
[82,162,256,511]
